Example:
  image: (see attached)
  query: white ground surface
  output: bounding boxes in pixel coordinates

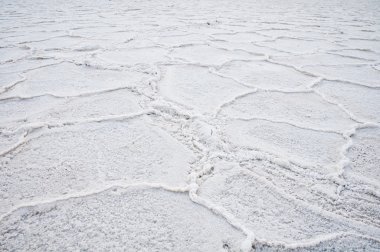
[0,0,380,251]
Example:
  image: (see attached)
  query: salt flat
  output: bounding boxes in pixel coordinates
[0,0,380,251]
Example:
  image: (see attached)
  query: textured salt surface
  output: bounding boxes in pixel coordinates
[0,0,380,251]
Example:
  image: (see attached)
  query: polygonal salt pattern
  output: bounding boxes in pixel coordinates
[303,65,380,87]
[0,119,195,215]
[198,162,377,243]
[346,126,380,185]
[1,0,380,250]
[170,44,262,66]
[219,90,356,132]
[216,60,316,91]
[0,62,149,98]
[315,80,380,123]
[158,64,251,114]
[96,47,169,66]
[0,187,245,252]
[222,119,346,172]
